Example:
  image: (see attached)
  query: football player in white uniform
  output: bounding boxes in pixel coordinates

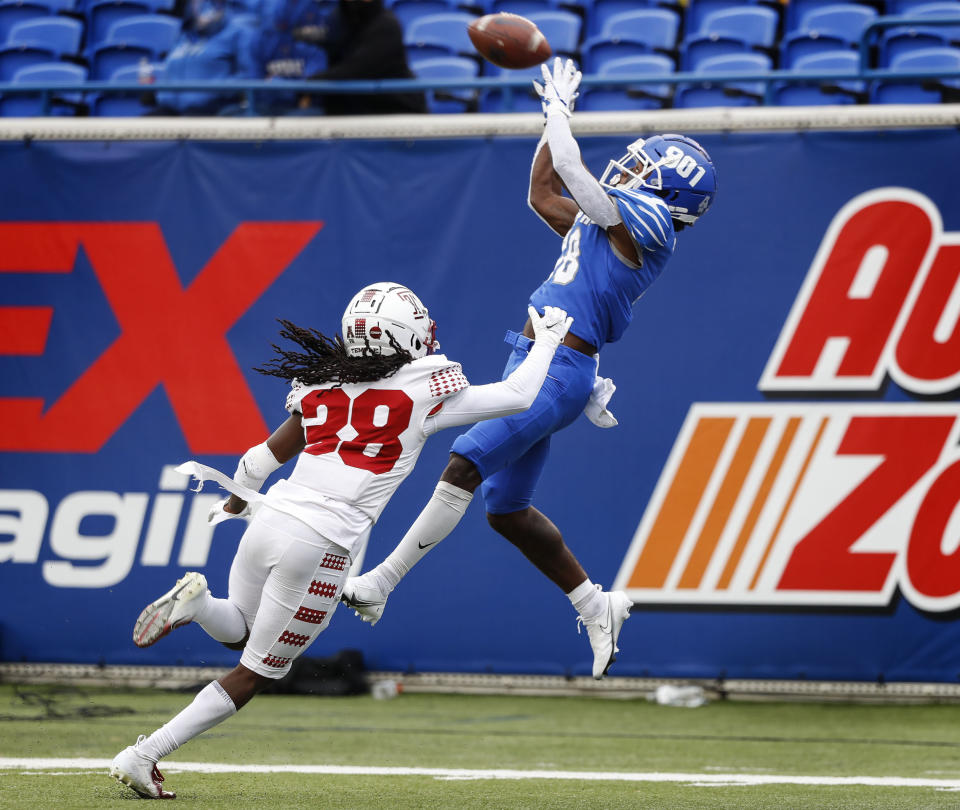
[110,282,572,799]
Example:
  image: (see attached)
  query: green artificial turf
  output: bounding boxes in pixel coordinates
[2,683,960,809]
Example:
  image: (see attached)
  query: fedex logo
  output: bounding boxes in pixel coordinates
[616,189,960,612]
[0,222,321,452]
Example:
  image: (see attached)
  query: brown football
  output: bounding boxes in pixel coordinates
[467,13,552,70]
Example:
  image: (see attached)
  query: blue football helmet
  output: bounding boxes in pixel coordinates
[600,134,718,225]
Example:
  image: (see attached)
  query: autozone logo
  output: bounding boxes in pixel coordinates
[614,188,960,612]
[0,222,321,452]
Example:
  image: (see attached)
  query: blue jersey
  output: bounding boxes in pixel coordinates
[528,187,675,351]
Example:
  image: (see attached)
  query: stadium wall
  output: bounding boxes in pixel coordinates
[2,106,960,684]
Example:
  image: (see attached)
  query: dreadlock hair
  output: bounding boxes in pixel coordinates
[254,319,413,387]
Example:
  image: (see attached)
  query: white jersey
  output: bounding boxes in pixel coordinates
[262,354,469,551]
[178,332,561,554]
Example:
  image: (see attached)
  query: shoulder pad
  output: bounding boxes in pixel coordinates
[608,188,674,252]
[428,362,469,399]
[406,356,469,399]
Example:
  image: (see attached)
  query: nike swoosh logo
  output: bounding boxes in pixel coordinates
[418,541,438,550]
[346,597,382,607]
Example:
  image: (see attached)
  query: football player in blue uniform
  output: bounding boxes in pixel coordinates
[343,58,718,679]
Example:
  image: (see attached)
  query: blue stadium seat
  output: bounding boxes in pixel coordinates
[18,0,73,10]
[582,40,657,74]
[90,60,160,115]
[586,0,671,38]
[526,10,581,56]
[410,54,478,112]
[784,0,873,31]
[0,61,85,115]
[698,6,779,45]
[602,7,680,48]
[87,0,150,44]
[90,39,153,77]
[579,53,674,110]
[5,16,83,54]
[0,44,54,78]
[404,11,477,61]
[680,6,779,69]
[680,37,752,71]
[480,59,550,111]
[674,52,771,107]
[798,3,878,40]
[486,0,558,14]
[774,49,865,104]
[879,29,949,66]
[89,15,178,82]
[105,14,181,55]
[0,2,55,44]
[87,0,173,45]
[389,0,461,31]
[886,0,960,13]
[782,4,877,66]
[879,3,960,66]
[871,45,960,102]
[580,7,680,71]
[684,0,780,36]
[0,16,83,80]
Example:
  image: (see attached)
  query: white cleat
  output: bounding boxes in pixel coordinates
[110,736,176,799]
[580,590,633,679]
[133,571,208,648]
[340,575,389,626]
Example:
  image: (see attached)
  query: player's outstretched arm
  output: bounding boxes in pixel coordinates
[340,310,571,626]
[208,414,306,523]
[342,309,569,626]
[533,58,621,229]
[528,137,579,236]
[426,306,572,433]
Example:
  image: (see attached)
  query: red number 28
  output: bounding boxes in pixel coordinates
[299,388,414,474]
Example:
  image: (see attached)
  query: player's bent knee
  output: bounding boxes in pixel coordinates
[221,630,249,652]
[221,639,246,652]
[486,508,526,536]
[442,453,482,491]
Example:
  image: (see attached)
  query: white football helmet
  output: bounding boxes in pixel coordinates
[341,282,438,358]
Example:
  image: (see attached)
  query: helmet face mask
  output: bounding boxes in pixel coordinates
[342,282,439,359]
[600,134,718,226]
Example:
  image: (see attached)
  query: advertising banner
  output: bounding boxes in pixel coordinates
[2,129,959,681]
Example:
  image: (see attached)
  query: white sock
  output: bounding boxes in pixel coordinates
[138,681,237,762]
[374,481,473,591]
[194,595,247,644]
[568,579,605,622]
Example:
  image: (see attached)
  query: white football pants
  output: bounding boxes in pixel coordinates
[229,505,352,678]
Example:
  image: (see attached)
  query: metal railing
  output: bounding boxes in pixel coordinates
[0,14,958,115]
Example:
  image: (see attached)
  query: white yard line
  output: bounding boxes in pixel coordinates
[2,758,960,789]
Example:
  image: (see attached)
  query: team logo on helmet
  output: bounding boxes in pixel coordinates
[341,282,439,359]
[600,133,718,225]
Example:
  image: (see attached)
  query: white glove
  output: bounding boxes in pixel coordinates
[584,376,618,428]
[532,57,581,118]
[208,497,251,525]
[528,305,572,349]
